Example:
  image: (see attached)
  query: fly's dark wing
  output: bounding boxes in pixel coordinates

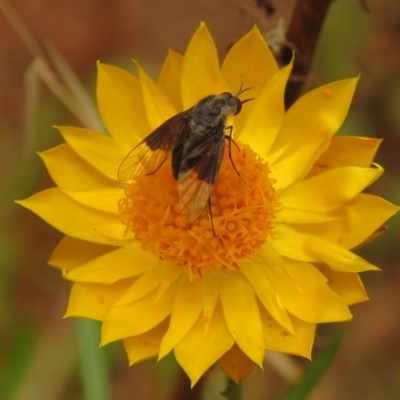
[175,125,225,222]
[117,111,191,181]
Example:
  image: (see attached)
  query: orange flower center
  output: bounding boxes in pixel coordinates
[119,143,277,279]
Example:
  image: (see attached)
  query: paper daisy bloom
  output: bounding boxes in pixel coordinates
[19,23,398,385]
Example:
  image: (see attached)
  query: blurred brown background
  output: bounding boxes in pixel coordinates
[1,0,400,399]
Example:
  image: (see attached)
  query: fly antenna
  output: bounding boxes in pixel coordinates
[235,83,252,97]
[240,97,255,105]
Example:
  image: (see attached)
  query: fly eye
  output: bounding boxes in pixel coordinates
[233,97,242,115]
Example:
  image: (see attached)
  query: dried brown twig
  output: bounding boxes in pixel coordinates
[0,0,104,132]
[279,0,332,108]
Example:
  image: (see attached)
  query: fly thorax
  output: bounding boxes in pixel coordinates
[190,94,238,133]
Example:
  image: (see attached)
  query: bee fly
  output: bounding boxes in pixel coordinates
[118,85,253,233]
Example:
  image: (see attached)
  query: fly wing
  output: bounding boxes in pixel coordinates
[117,111,190,181]
[177,127,225,222]
[117,144,166,181]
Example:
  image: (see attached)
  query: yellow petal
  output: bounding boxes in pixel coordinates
[65,280,132,320]
[217,344,256,383]
[49,236,115,271]
[220,272,264,366]
[58,126,123,181]
[136,61,177,130]
[339,194,399,249]
[221,25,279,133]
[270,78,359,188]
[174,302,234,386]
[278,165,383,212]
[101,285,176,344]
[317,264,368,305]
[239,59,292,157]
[259,305,315,358]
[279,259,353,323]
[159,276,204,359]
[274,224,379,273]
[221,26,278,94]
[276,208,340,224]
[181,23,228,109]
[199,272,222,328]
[154,264,184,302]
[304,234,379,273]
[310,136,382,174]
[258,242,321,323]
[123,319,169,365]
[39,144,113,191]
[64,188,122,214]
[116,262,181,305]
[17,188,128,246]
[97,63,148,147]
[289,194,399,250]
[64,243,156,284]
[272,223,316,262]
[157,49,184,112]
[240,259,294,333]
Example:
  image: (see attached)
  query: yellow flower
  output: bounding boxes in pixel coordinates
[18,23,398,385]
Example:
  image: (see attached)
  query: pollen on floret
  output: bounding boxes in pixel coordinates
[367,139,378,148]
[119,143,278,279]
[96,294,104,304]
[323,87,333,98]
[338,235,347,245]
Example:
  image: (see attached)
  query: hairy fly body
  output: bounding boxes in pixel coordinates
[118,87,253,227]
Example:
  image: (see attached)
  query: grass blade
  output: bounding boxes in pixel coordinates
[282,332,343,400]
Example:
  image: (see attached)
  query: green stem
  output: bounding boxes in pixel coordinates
[221,377,241,400]
[282,332,343,400]
[75,319,112,400]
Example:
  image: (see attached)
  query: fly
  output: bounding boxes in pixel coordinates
[118,85,253,232]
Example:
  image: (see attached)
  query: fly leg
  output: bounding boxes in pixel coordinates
[224,126,240,176]
[208,197,218,238]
